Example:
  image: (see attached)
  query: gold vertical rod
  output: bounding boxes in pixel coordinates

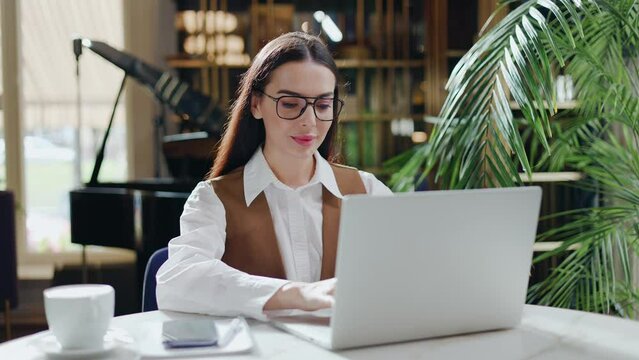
[425,0,435,114]
[402,0,410,117]
[201,69,210,96]
[438,0,448,113]
[375,0,388,160]
[356,0,366,167]
[386,0,395,161]
[208,0,220,102]
[386,0,395,114]
[478,0,506,34]
[423,0,429,116]
[390,0,398,166]
[425,0,447,115]
[386,0,393,58]
[4,299,11,340]
[251,0,259,56]
[403,0,409,60]
[210,66,219,104]
[210,0,219,104]
[376,0,383,59]
[221,0,229,109]
[267,0,275,41]
[478,0,492,30]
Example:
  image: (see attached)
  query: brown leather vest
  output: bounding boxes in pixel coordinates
[210,164,366,280]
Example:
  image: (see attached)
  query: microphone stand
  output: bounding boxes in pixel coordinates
[88,75,127,185]
[154,105,167,178]
[73,40,83,189]
[73,39,89,284]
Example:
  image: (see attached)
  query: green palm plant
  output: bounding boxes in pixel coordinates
[387,0,639,317]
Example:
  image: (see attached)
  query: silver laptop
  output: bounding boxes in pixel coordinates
[269,187,542,350]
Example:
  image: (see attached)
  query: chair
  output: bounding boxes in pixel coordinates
[141,247,168,312]
[0,191,18,340]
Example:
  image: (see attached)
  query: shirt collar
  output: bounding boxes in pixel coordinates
[243,147,278,206]
[243,147,343,206]
[312,151,343,199]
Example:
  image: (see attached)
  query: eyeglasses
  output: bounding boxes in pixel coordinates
[254,89,344,122]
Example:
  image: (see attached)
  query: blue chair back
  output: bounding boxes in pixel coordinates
[142,247,168,312]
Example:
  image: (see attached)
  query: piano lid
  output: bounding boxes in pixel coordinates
[75,38,224,186]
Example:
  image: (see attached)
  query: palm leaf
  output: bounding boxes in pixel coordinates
[386,0,639,315]
[530,126,639,316]
[390,1,584,191]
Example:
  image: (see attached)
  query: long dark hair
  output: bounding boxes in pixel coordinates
[208,32,341,179]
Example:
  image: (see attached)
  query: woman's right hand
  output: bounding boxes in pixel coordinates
[263,278,336,311]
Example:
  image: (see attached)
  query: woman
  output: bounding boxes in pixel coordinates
[156,32,392,320]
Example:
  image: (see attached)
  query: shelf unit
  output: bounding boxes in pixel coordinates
[533,241,581,252]
[509,100,578,110]
[519,172,584,183]
[169,0,500,176]
[168,0,591,294]
[509,88,591,287]
[340,113,427,122]
[166,57,250,69]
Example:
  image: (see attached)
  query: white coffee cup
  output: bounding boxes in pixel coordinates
[43,284,115,350]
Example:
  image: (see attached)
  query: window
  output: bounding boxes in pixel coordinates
[20,0,126,253]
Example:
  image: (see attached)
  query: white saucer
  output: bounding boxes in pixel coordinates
[29,328,133,359]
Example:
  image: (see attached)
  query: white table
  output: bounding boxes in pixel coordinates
[2,305,639,359]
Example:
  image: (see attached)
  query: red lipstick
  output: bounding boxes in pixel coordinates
[291,135,316,147]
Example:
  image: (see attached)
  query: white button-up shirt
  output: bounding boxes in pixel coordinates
[156,148,392,319]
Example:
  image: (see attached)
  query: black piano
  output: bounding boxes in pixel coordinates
[69,39,224,293]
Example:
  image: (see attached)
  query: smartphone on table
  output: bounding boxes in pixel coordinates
[162,319,218,348]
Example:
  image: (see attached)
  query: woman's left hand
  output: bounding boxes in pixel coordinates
[263,278,336,311]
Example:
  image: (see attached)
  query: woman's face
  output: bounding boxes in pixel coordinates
[251,60,336,161]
